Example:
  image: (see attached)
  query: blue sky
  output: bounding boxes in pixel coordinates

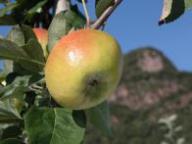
[1,0,192,71]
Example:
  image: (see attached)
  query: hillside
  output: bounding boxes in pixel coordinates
[85,47,192,144]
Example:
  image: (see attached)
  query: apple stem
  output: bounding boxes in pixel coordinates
[81,0,91,28]
[92,0,123,29]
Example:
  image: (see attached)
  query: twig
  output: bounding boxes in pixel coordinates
[81,0,90,27]
[28,86,42,94]
[55,0,70,15]
[91,0,123,29]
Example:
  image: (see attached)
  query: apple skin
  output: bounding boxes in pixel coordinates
[45,29,123,110]
[33,28,48,57]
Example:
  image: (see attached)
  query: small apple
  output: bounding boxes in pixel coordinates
[45,29,123,110]
[33,28,48,57]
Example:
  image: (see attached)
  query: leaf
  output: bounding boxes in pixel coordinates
[48,8,85,52]
[15,0,46,12]
[0,2,18,17]
[0,138,22,144]
[0,60,13,83]
[1,124,22,139]
[7,26,25,46]
[0,75,30,100]
[159,0,186,25]
[27,0,48,14]
[185,0,192,9]
[86,101,112,137]
[0,15,16,25]
[0,0,8,3]
[0,39,28,61]
[72,110,86,128]
[0,99,22,123]
[95,0,114,17]
[0,76,30,123]
[0,39,45,72]
[6,25,45,72]
[19,24,37,43]
[22,39,45,65]
[0,0,48,25]
[20,40,45,72]
[24,107,85,144]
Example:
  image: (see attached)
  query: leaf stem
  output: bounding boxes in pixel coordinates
[92,0,123,29]
[81,0,90,27]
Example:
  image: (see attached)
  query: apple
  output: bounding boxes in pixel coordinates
[33,28,48,57]
[45,29,123,110]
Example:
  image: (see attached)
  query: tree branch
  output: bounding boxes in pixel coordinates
[55,0,70,15]
[91,0,123,29]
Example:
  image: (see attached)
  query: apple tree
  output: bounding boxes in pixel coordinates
[0,0,191,144]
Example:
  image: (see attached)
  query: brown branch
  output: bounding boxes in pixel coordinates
[91,0,123,29]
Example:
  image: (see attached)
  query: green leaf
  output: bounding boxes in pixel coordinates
[20,40,45,72]
[0,60,13,83]
[0,76,30,123]
[185,0,192,9]
[20,24,37,43]
[0,0,8,3]
[0,39,45,72]
[0,75,30,100]
[15,0,46,11]
[158,0,192,25]
[48,8,85,51]
[0,138,22,144]
[72,110,86,128]
[0,39,28,61]
[1,125,22,139]
[27,0,48,14]
[0,2,18,17]
[86,101,112,137]
[22,39,45,65]
[95,0,114,17]
[6,25,45,72]
[0,15,16,25]
[24,107,85,144]
[0,99,22,123]
[0,0,48,25]
[7,26,25,46]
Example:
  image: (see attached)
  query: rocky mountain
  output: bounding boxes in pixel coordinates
[85,47,192,144]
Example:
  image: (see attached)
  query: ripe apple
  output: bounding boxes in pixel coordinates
[33,28,48,57]
[45,29,123,110]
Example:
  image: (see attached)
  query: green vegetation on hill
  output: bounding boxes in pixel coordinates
[85,47,192,144]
